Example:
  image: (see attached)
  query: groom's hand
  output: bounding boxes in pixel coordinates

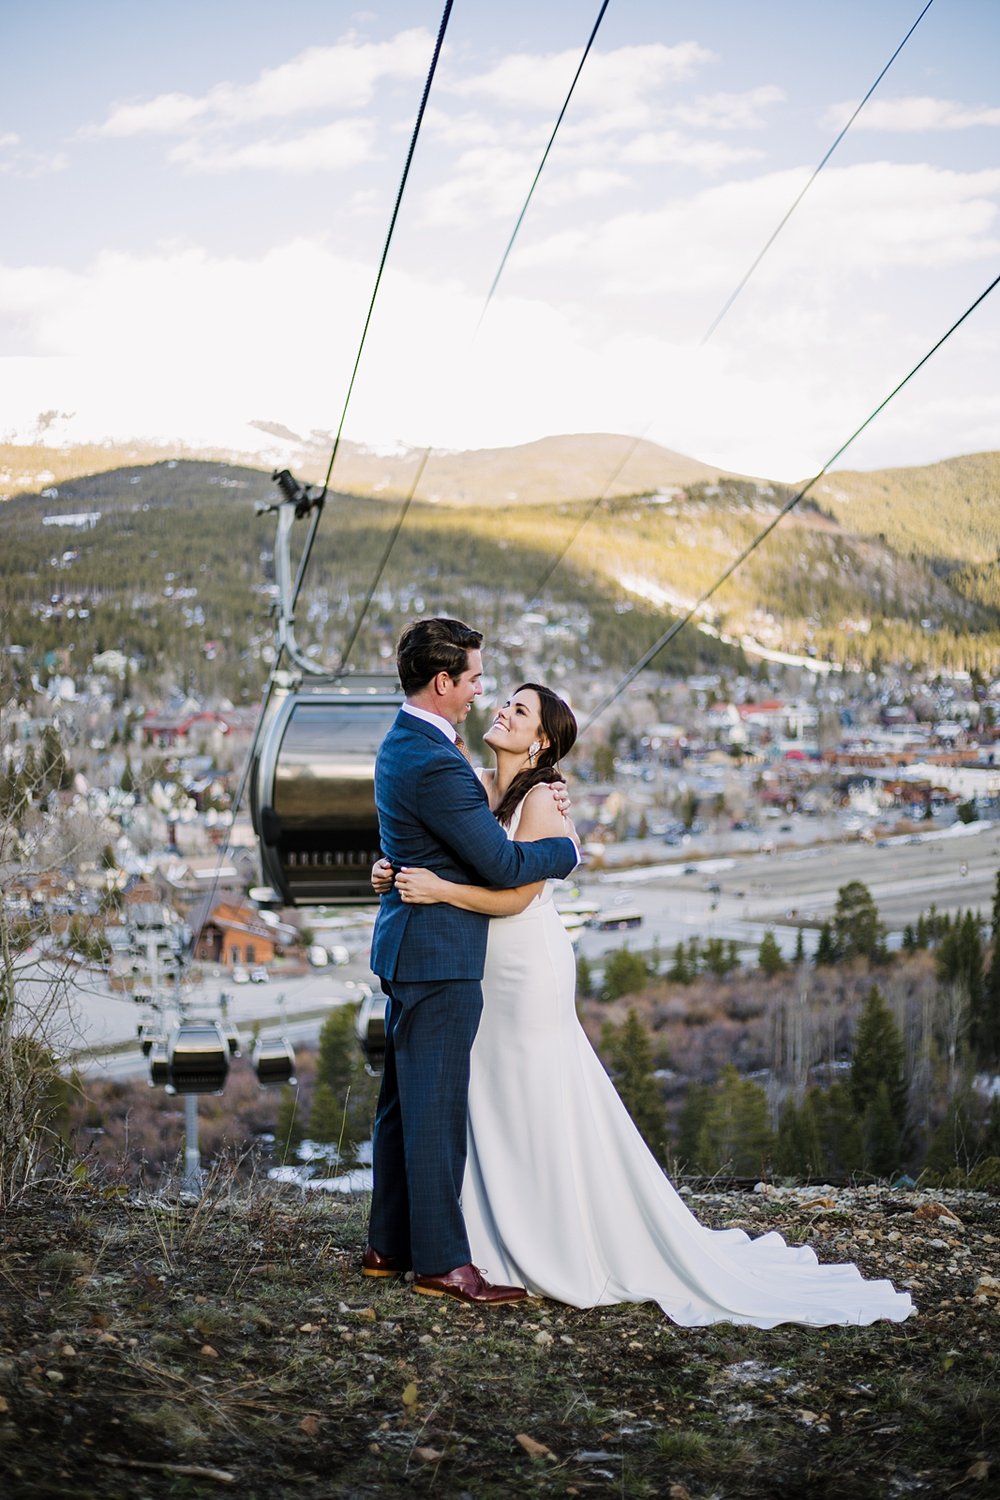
[549,779,571,819]
[371,857,395,894]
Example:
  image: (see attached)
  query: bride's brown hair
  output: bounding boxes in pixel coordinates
[493,683,578,829]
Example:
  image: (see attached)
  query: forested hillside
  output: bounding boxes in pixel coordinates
[2,446,999,704]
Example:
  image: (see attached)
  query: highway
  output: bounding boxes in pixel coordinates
[26,821,999,1083]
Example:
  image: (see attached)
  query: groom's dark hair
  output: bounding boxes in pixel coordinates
[397,617,483,695]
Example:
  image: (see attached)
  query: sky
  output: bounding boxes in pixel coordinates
[2,0,1000,482]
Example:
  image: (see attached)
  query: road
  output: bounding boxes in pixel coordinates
[25,821,1000,1080]
[572,820,1000,968]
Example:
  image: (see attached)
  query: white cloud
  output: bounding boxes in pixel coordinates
[167,120,376,175]
[825,95,1000,133]
[518,162,1000,296]
[619,130,763,173]
[669,86,785,131]
[87,31,433,137]
[446,41,714,113]
[419,142,628,226]
[0,132,68,179]
[0,230,996,481]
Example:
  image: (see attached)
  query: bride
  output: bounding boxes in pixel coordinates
[375,683,914,1329]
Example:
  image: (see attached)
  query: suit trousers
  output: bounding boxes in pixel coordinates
[368,977,484,1275]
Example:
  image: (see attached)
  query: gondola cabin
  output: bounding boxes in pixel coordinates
[355,989,386,1075]
[250,681,401,906]
[166,1022,230,1096]
[252,1036,297,1087]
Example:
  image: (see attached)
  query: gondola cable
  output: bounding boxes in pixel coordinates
[527,0,936,599]
[184,2,457,940]
[288,0,456,621]
[701,0,935,346]
[579,264,1000,734]
[338,446,431,671]
[337,1,613,668]
[477,0,612,331]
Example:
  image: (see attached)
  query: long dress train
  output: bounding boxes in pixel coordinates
[461,801,915,1329]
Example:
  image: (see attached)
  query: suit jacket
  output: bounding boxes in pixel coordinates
[370,710,578,982]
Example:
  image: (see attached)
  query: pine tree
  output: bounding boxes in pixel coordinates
[600,1009,668,1161]
[308,1080,350,1153]
[667,941,691,984]
[812,1083,864,1177]
[775,1092,825,1178]
[600,947,649,1002]
[314,1005,379,1157]
[850,985,908,1141]
[703,937,735,977]
[676,1081,710,1171]
[695,1065,775,1178]
[832,881,888,963]
[981,871,1000,1066]
[794,927,805,965]
[758,930,787,976]
[862,1081,903,1178]
[814,922,836,967]
[274,1086,305,1164]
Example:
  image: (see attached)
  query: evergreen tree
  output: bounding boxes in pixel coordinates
[274,1086,305,1164]
[982,872,1000,1066]
[758,930,787,976]
[832,881,888,963]
[703,936,737,977]
[809,1083,864,1178]
[600,947,649,1002]
[667,941,691,984]
[861,1081,903,1178]
[923,1089,981,1177]
[849,985,908,1141]
[675,1081,711,1172]
[775,1092,825,1178]
[794,927,805,965]
[308,1080,350,1153]
[814,921,836,967]
[313,1005,379,1157]
[600,1009,668,1161]
[695,1065,775,1177]
[575,952,594,1000]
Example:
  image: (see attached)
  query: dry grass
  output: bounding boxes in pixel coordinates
[1,1175,997,1498]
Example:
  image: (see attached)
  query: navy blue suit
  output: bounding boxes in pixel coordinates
[368,709,578,1274]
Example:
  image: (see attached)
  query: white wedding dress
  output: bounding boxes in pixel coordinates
[461,796,915,1328]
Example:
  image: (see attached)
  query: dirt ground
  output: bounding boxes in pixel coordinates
[0,1179,997,1499]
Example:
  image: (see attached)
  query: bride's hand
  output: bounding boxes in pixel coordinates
[396,867,447,905]
[371,857,395,894]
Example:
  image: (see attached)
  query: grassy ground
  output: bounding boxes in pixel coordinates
[0,1177,997,1499]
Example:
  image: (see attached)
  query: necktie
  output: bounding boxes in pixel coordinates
[454,734,472,763]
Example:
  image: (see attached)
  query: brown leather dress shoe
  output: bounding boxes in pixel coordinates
[361,1245,411,1279]
[413,1264,527,1305]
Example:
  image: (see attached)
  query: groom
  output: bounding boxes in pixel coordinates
[364,617,579,1304]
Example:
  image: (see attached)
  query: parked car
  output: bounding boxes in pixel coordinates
[232,966,250,984]
[250,967,269,984]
